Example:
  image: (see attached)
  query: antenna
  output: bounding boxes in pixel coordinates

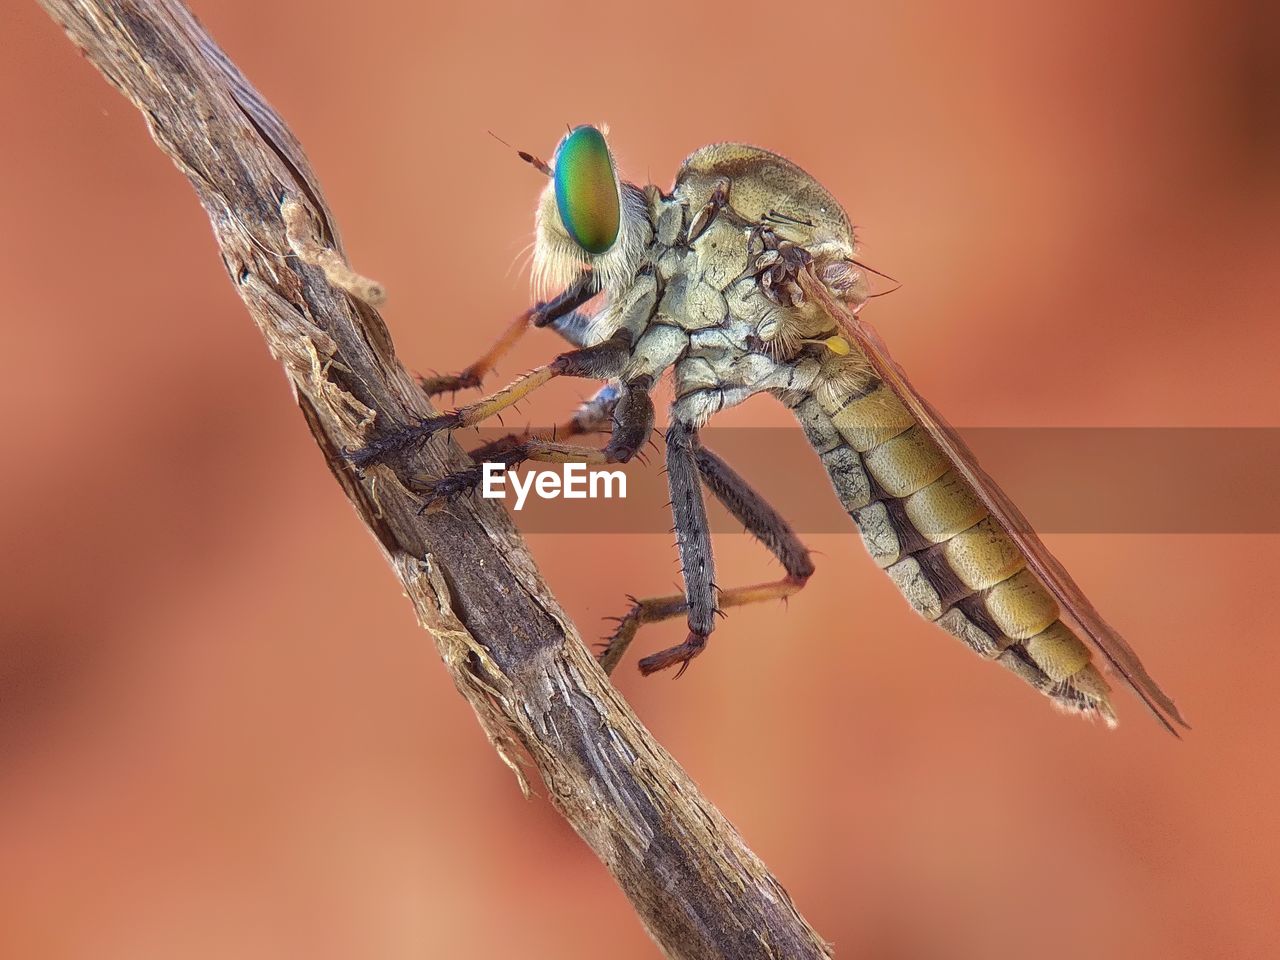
[488,130,551,177]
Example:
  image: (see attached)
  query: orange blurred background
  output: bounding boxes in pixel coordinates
[4,1,1279,957]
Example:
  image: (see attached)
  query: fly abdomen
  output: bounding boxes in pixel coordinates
[793,389,1116,724]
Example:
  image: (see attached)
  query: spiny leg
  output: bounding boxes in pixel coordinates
[350,364,557,468]
[695,445,814,582]
[601,578,810,676]
[417,307,534,396]
[413,378,654,508]
[467,382,621,463]
[348,330,632,468]
[418,275,596,395]
[448,287,614,451]
[634,422,717,678]
[600,444,815,675]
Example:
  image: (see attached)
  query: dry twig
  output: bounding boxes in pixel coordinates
[36,2,832,957]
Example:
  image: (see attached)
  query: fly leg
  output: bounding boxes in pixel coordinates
[631,422,718,678]
[412,378,653,508]
[466,382,621,463]
[430,273,617,460]
[600,443,814,675]
[348,329,632,469]
[417,275,595,395]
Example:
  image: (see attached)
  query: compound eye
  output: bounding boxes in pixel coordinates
[553,125,621,255]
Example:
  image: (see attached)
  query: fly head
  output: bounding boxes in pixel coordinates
[532,125,653,302]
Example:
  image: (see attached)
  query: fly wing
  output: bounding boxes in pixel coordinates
[799,268,1189,735]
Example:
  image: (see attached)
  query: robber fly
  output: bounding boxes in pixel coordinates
[351,125,1187,734]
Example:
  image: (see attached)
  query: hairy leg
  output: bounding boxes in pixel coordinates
[465,381,621,464]
[600,444,815,675]
[633,422,718,677]
[422,286,613,456]
[412,378,654,507]
[418,275,596,395]
[348,330,633,468]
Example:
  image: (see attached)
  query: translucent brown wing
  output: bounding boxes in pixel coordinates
[799,269,1188,735]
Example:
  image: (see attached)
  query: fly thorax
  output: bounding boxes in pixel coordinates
[721,274,823,362]
[594,270,660,345]
[688,212,751,291]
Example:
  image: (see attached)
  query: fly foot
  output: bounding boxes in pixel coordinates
[638,631,708,679]
[345,412,462,469]
[418,370,483,397]
[596,593,689,675]
[598,602,644,676]
[409,464,486,511]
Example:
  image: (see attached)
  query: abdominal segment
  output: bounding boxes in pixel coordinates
[793,385,1116,725]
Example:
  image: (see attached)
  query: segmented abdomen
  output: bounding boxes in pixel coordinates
[794,383,1116,724]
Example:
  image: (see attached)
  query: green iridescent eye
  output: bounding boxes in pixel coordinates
[553,126,621,255]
